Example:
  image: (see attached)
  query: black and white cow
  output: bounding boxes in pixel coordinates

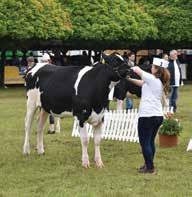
[23,53,130,168]
[113,63,152,109]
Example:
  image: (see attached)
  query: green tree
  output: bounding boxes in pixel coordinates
[136,0,192,46]
[0,0,72,87]
[61,0,157,48]
[0,0,72,40]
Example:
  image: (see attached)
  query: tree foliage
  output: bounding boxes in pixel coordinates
[0,0,191,48]
[0,0,72,40]
[136,0,192,44]
[61,0,157,42]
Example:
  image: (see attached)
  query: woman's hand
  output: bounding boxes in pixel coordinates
[131,66,142,77]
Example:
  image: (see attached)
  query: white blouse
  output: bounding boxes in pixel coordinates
[138,71,163,118]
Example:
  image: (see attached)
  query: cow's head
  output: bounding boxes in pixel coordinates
[101,52,131,79]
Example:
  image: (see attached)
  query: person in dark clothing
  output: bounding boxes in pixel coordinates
[167,50,182,112]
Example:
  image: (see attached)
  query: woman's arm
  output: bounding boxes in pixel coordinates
[127,77,144,87]
[131,66,155,84]
[131,66,143,77]
[126,66,144,86]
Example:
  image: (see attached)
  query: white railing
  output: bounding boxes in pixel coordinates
[72,109,139,142]
[72,107,173,143]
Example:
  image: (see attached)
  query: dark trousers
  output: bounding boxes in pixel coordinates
[138,116,163,169]
[169,86,178,112]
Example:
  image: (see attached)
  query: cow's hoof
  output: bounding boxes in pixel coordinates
[23,147,30,155]
[95,159,104,168]
[82,160,90,168]
[48,130,55,134]
[37,149,45,155]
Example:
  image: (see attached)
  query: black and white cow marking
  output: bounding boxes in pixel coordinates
[23,53,130,168]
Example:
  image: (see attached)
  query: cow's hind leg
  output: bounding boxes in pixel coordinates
[48,116,61,133]
[37,109,48,154]
[79,125,90,168]
[23,98,37,155]
[93,122,104,168]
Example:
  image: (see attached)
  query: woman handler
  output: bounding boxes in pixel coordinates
[128,58,170,174]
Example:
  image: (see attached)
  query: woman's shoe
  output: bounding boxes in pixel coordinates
[139,164,146,170]
[138,167,156,175]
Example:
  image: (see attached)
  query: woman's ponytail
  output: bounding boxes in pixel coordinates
[154,66,170,96]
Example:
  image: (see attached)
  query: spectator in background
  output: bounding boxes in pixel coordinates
[128,52,135,67]
[23,56,35,85]
[167,50,182,112]
[26,56,35,71]
[162,53,169,61]
[125,52,135,110]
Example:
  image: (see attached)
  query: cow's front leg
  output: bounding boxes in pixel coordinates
[93,122,104,168]
[37,109,48,154]
[79,124,90,168]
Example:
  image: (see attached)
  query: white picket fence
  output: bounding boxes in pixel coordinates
[72,107,173,143]
[72,109,139,142]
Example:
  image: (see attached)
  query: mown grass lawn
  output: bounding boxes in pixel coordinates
[0,85,192,197]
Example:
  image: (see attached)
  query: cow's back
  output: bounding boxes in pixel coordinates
[26,64,82,114]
